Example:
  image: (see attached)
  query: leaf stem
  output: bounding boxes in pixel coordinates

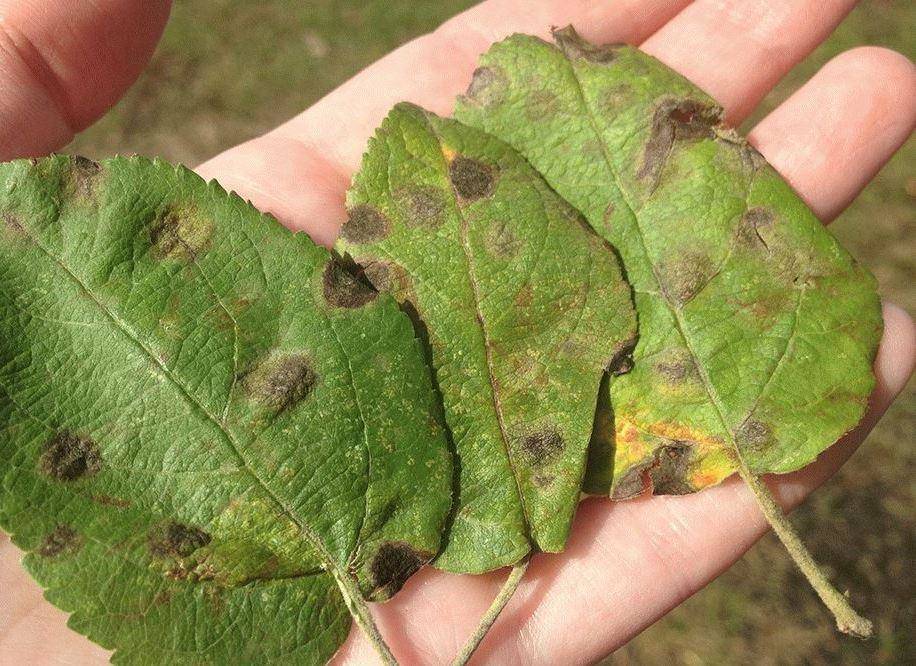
[452,555,531,666]
[331,571,399,665]
[737,463,873,638]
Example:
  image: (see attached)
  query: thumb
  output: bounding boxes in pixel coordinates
[0,0,172,159]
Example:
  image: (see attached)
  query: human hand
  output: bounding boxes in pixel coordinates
[0,0,914,664]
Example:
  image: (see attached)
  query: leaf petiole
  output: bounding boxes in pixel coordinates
[451,554,531,666]
[737,463,873,638]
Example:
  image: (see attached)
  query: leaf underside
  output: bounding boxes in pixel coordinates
[338,104,637,572]
[0,156,452,663]
[455,27,882,498]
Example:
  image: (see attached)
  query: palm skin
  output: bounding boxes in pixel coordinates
[0,0,913,664]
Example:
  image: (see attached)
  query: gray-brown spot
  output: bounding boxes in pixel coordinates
[638,98,722,186]
[39,431,101,481]
[149,522,211,559]
[395,186,447,229]
[3,213,23,235]
[247,354,318,414]
[520,428,565,466]
[92,494,131,509]
[648,442,696,495]
[340,205,389,244]
[736,419,773,456]
[525,90,560,121]
[462,65,509,108]
[449,156,495,201]
[68,156,102,199]
[361,259,412,300]
[533,474,555,488]
[735,207,775,248]
[658,252,716,306]
[655,354,699,383]
[150,205,213,261]
[322,259,378,309]
[369,541,428,600]
[486,220,523,258]
[38,525,82,557]
[553,25,622,64]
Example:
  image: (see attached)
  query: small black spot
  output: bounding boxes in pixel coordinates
[553,25,622,64]
[638,98,722,187]
[322,259,378,309]
[736,419,773,456]
[395,186,447,229]
[340,205,389,244]
[462,65,509,108]
[39,431,101,481]
[37,525,82,557]
[449,156,495,201]
[249,354,318,413]
[149,522,211,559]
[369,541,427,599]
[519,428,565,466]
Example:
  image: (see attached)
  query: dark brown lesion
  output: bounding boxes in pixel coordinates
[553,25,623,64]
[39,431,102,482]
[366,541,430,600]
[735,418,774,457]
[322,259,378,309]
[611,440,698,498]
[37,524,83,557]
[735,208,775,249]
[244,353,319,414]
[67,156,103,200]
[638,98,723,188]
[449,156,496,201]
[148,521,212,559]
[340,204,390,244]
[519,428,565,467]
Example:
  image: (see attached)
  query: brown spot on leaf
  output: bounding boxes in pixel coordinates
[92,494,131,509]
[520,428,565,466]
[658,252,716,306]
[246,354,318,414]
[149,522,211,559]
[638,98,722,187]
[525,90,560,121]
[39,431,101,481]
[736,419,773,456]
[462,65,508,108]
[395,186,447,229]
[340,205,389,244]
[648,442,696,495]
[150,205,213,261]
[449,156,495,201]
[322,259,378,309]
[611,355,635,376]
[655,354,699,383]
[553,25,622,64]
[68,156,102,199]
[369,542,428,599]
[3,214,24,235]
[486,220,523,258]
[533,473,555,488]
[38,525,82,557]
[735,207,775,248]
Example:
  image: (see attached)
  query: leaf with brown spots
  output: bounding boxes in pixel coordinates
[456,26,881,636]
[338,103,637,573]
[0,155,452,663]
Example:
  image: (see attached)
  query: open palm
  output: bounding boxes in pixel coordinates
[1,0,913,663]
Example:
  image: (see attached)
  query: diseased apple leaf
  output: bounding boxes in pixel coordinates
[0,156,452,663]
[337,103,637,572]
[456,28,882,498]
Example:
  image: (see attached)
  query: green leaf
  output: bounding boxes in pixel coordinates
[0,156,452,663]
[455,28,882,497]
[337,103,637,572]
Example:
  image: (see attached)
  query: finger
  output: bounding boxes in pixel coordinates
[749,47,916,222]
[641,0,859,123]
[0,0,172,159]
[196,0,693,243]
[336,302,915,665]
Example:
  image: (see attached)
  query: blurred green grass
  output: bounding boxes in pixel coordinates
[70,1,914,663]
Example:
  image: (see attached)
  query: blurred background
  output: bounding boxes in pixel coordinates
[69,1,913,663]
